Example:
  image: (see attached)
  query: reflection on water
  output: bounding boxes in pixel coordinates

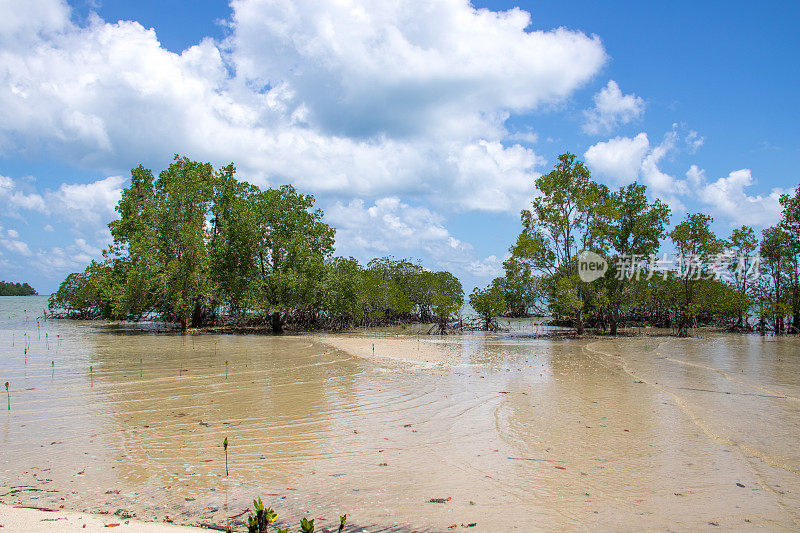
[1,296,799,531]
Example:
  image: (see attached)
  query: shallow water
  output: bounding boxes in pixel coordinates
[1,296,799,531]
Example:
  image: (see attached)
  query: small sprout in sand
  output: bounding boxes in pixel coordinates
[140,358,143,378]
[339,514,347,532]
[250,497,277,532]
[225,360,228,380]
[300,517,315,533]
[90,365,93,387]
[223,437,229,476]
[5,381,9,410]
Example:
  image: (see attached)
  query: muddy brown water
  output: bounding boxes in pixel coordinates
[1,297,799,531]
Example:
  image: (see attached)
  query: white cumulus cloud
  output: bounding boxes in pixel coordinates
[0,234,32,256]
[694,168,789,228]
[229,0,607,139]
[0,0,604,214]
[0,175,46,212]
[46,175,124,225]
[584,127,697,212]
[584,129,789,228]
[34,238,103,276]
[584,133,649,183]
[325,197,499,280]
[582,80,644,135]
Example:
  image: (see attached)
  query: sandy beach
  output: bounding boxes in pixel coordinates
[0,503,202,532]
[2,301,799,531]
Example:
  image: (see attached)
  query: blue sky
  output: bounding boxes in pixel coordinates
[1,0,798,293]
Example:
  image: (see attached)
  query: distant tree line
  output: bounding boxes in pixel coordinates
[0,281,37,296]
[49,156,463,332]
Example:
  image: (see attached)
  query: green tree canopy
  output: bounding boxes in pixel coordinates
[50,157,463,333]
[668,213,723,336]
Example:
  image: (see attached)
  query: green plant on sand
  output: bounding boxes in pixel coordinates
[299,517,315,533]
[249,497,277,533]
[223,437,229,476]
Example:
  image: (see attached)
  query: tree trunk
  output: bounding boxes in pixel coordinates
[575,309,584,335]
[609,308,619,336]
[190,299,204,328]
[677,312,689,337]
[270,311,283,334]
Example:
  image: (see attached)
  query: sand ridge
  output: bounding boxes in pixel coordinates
[310,331,464,365]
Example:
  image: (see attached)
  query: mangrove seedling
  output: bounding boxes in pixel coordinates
[5,382,9,410]
[251,497,277,533]
[90,365,93,387]
[225,360,228,380]
[300,517,315,533]
[252,497,264,532]
[339,514,347,532]
[223,437,229,476]
[140,358,143,378]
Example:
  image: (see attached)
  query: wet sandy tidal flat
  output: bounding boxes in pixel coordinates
[1,298,799,531]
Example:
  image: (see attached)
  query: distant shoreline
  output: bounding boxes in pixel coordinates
[0,280,38,297]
